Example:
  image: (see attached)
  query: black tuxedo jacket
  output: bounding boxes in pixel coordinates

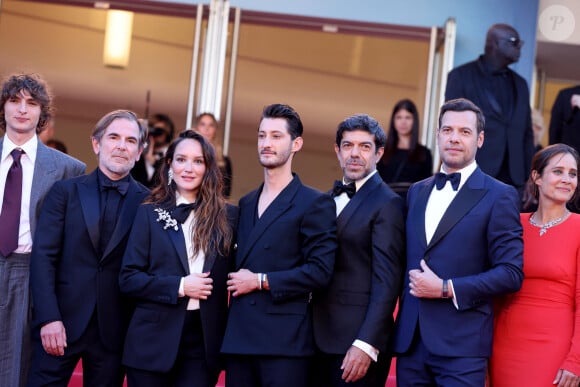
[221,174,337,357]
[30,169,148,351]
[445,56,534,186]
[119,203,238,373]
[312,173,405,354]
[549,85,580,151]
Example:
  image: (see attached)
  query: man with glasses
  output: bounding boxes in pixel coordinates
[445,23,534,204]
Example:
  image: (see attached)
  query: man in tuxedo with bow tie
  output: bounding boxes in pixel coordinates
[392,98,524,386]
[28,110,149,386]
[311,114,405,387]
[221,103,337,387]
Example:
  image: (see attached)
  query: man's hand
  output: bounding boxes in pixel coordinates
[571,94,580,109]
[227,268,259,297]
[40,321,67,356]
[183,272,213,300]
[341,346,371,383]
[409,259,445,298]
[554,368,580,387]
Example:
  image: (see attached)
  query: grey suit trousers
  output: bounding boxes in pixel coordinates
[0,252,32,387]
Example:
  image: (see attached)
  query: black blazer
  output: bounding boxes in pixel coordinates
[549,85,580,151]
[312,173,405,354]
[30,169,148,351]
[119,203,238,373]
[221,174,337,357]
[445,56,534,186]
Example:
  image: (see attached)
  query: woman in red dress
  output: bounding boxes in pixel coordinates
[491,143,580,387]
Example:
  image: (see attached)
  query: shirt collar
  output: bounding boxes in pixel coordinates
[440,161,477,191]
[2,134,38,164]
[176,192,195,206]
[342,169,377,193]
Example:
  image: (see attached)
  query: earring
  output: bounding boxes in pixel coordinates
[168,169,174,185]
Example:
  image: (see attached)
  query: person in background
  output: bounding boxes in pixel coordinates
[445,24,534,200]
[532,108,546,153]
[194,112,233,198]
[28,110,148,387]
[491,143,580,387]
[120,130,237,387]
[377,99,432,198]
[221,103,336,387]
[0,73,85,387]
[131,113,175,188]
[549,85,580,153]
[46,139,68,154]
[311,114,404,387]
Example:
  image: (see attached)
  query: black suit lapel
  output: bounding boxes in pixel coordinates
[427,170,488,250]
[410,178,433,249]
[78,171,100,253]
[203,249,217,272]
[236,177,300,269]
[168,225,189,273]
[336,173,381,233]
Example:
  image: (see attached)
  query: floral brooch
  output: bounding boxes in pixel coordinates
[154,208,179,231]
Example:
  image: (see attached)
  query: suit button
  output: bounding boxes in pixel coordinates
[98,267,103,272]
[263,244,270,250]
[249,300,256,305]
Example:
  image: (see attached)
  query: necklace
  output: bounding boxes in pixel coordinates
[529,210,570,236]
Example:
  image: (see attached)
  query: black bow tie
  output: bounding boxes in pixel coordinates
[332,181,356,198]
[172,202,198,224]
[101,180,129,196]
[434,172,461,191]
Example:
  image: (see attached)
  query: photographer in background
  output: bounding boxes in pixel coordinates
[131,113,175,187]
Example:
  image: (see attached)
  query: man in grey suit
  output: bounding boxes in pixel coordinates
[0,73,85,387]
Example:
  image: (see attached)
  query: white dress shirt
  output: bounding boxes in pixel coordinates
[334,169,379,362]
[0,135,37,253]
[424,161,477,308]
[176,194,205,310]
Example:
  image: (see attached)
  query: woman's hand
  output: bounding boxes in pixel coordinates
[183,272,213,300]
[553,368,580,387]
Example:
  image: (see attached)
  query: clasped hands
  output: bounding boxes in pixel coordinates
[409,259,449,299]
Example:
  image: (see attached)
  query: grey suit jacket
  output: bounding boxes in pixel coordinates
[0,136,86,238]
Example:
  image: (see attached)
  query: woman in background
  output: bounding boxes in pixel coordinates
[194,112,233,199]
[377,99,432,198]
[491,143,580,387]
[120,130,237,387]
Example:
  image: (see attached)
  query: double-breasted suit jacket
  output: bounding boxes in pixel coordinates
[30,169,148,352]
[313,172,405,355]
[119,203,238,373]
[221,174,337,357]
[392,167,524,357]
[445,57,534,186]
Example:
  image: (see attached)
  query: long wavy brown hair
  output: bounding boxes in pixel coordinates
[146,130,232,257]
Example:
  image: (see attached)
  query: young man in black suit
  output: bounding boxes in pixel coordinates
[221,103,337,387]
[28,110,149,387]
[311,114,405,387]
